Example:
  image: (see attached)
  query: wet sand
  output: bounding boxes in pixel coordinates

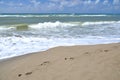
[0,43,120,80]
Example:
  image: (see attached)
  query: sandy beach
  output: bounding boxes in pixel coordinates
[0,43,120,80]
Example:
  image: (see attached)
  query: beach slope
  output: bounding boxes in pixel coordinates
[0,43,120,80]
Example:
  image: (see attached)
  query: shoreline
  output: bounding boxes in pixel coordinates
[0,42,119,61]
[0,43,120,80]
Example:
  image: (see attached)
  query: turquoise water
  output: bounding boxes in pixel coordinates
[0,13,120,59]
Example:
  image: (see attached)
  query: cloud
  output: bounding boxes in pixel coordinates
[113,0,120,5]
[84,0,92,4]
[113,0,120,10]
[0,0,24,7]
[95,0,100,4]
[30,0,41,7]
[59,0,79,9]
[27,0,80,12]
[48,0,80,9]
[0,1,4,4]
[103,0,109,5]
[0,0,120,13]
[49,0,59,2]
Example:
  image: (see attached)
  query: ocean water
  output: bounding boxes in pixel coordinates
[0,13,120,59]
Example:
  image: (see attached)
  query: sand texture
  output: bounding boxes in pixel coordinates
[0,43,120,80]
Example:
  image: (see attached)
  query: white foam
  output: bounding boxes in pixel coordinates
[82,21,120,26]
[0,36,120,59]
[29,21,77,29]
[55,14,108,17]
[0,26,15,30]
[0,14,108,18]
[79,15,108,17]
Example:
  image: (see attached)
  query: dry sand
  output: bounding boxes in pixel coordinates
[0,43,120,80]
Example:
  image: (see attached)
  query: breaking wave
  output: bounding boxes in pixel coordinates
[29,21,77,29]
[0,37,120,59]
[82,21,120,26]
[0,20,120,59]
[1,21,120,31]
[0,20,120,30]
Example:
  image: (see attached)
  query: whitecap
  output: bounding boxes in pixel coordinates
[82,21,120,26]
[29,21,77,29]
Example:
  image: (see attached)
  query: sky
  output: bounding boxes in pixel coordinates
[0,0,120,13]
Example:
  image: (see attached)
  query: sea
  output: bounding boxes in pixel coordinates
[0,13,120,59]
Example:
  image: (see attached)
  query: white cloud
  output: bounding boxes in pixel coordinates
[0,1,4,4]
[49,0,59,2]
[45,0,80,10]
[103,0,109,5]
[59,0,72,9]
[70,0,80,7]
[19,3,23,6]
[84,0,92,4]
[0,1,24,7]
[0,0,120,13]
[83,0,100,5]
[113,0,120,5]
[95,0,100,4]
[30,0,41,7]
[113,0,120,11]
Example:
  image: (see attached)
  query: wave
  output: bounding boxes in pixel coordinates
[16,24,29,31]
[0,25,15,30]
[0,36,120,59]
[0,24,29,31]
[0,27,11,30]
[82,21,120,26]
[78,15,108,17]
[0,14,109,17]
[0,15,49,17]
[0,21,77,31]
[29,21,77,29]
[1,21,120,31]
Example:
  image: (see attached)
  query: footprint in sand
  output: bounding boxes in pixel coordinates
[104,50,109,52]
[84,52,90,54]
[18,74,22,77]
[40,61,50,66]
[25,72,32,76]
[17,61,50,77]
[96,49,109,53]
[18,72,33,77]
[64,57,74,60]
